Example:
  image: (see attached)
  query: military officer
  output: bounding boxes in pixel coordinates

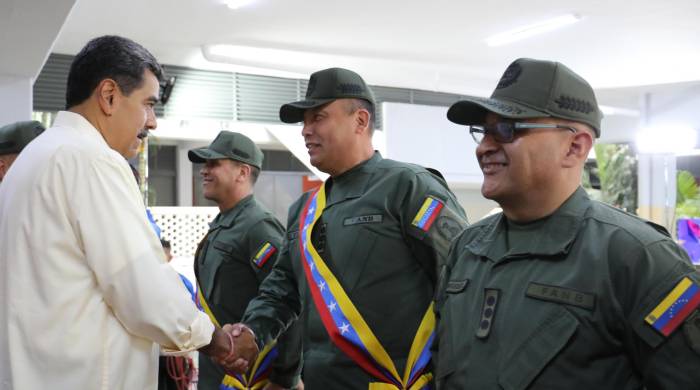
[0,120,44,182]
[435,58,700,389]
[234,67,468,389]
[189,131,301,390]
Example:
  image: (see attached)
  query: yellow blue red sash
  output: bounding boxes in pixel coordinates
[196,285,279,390]
[299,184,435,389]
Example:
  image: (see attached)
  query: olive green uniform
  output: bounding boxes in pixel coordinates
[195,195,300,389]
[434,188,700,389]
[242,152,468,389]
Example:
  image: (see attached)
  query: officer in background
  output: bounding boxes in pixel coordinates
[0,120,44,182]
[189,131,301,390]
[235,68,468,389]
[435,58,700,389]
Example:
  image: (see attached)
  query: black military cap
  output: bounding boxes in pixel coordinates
[0,120,45,156]
[279,67,376,124]
[448,58,603,137]
[188,131,263,169]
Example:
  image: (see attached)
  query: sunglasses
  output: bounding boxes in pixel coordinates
[469,122,577,144]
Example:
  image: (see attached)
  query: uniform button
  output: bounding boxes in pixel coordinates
[480,320,490,329]
[486,296,496,306]
[484,308,493,318]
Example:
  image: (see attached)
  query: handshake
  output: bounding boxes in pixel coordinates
[200,323,260,374]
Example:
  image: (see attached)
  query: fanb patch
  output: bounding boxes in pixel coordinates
[252,242,277,268]
[645,277,700,336]
[412,196,445,232]
[526,283,596,310]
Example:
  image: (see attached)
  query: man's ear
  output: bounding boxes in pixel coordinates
[237,163,251,183]
[96,79,119,116]
[355,108,370,135]
[563,129,594,168]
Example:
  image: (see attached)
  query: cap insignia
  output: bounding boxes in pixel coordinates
[496,63,522,89]
[554,95,595,114]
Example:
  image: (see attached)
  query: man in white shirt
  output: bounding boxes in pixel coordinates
[0,35,247,390]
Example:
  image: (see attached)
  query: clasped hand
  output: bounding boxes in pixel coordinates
[201,323,260,374]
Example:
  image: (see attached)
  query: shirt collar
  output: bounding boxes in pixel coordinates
[53,111,113,151]
[324,151,381,208]
[210,194,255,229]
[465,187,591,262]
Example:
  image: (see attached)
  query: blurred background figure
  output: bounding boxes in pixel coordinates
[0,120,44,183]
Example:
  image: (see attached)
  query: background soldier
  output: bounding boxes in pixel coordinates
[189,131,302,390]
[0,120,44,182]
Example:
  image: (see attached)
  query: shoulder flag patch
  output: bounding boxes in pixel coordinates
[412,196,445,232]
[252,242,277,268]
[645,277,700,336]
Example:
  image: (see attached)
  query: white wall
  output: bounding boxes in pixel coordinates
[451,187,500,223]
[382,102,483,186]
[381,101,497,221]
[0,76,32,124]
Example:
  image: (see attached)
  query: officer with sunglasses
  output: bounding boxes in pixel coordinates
[434,58,700,389]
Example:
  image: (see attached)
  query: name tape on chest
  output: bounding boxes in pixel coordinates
[343,214,383,226]
[526,282,596,311]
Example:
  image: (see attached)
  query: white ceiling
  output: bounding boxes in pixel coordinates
[8,0,700,142]
[0,0,75,79]
[51,0,700,93]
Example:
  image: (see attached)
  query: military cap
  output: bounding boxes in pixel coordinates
[447,58,603,137]
[0,120,45,155]
[188,131,263,169]
[279,67,376,123]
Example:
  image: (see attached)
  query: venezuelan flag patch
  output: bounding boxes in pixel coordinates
[252,242,277,268]
[412,196,445,232]
[645,277,700,336]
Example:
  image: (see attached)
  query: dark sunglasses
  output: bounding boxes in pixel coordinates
[469,122,577,144]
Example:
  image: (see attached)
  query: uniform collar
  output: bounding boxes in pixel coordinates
[465,187,591,262]
[324,151,381,208]
[210,194,254,229]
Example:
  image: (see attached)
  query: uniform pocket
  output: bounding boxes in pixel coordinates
[338,227,378,294]
[498,305,579,390]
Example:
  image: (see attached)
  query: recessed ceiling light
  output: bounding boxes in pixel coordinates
[225,0,254,10]
[486,14,582,47]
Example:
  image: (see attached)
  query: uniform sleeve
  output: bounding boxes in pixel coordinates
[610,236,700,387]
[246,215,303,387]
[242,196,306,350]
[401,170,469,281]
[246,217,285,283]
[72,154,214,353]
[268,315,303,388]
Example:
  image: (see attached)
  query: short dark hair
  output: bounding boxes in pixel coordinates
[65,35,163,109]
[231,160,260,185]
[160,239,171,249]
[249,165,261,184]
[345,98,375,134]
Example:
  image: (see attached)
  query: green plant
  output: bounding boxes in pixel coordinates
[585,143,638,214]
[676,170,700,218]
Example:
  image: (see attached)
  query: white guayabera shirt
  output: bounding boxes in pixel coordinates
[0,111,214,390]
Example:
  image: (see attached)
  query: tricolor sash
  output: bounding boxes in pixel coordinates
[299,184,435,389]
[196,285,279,390]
